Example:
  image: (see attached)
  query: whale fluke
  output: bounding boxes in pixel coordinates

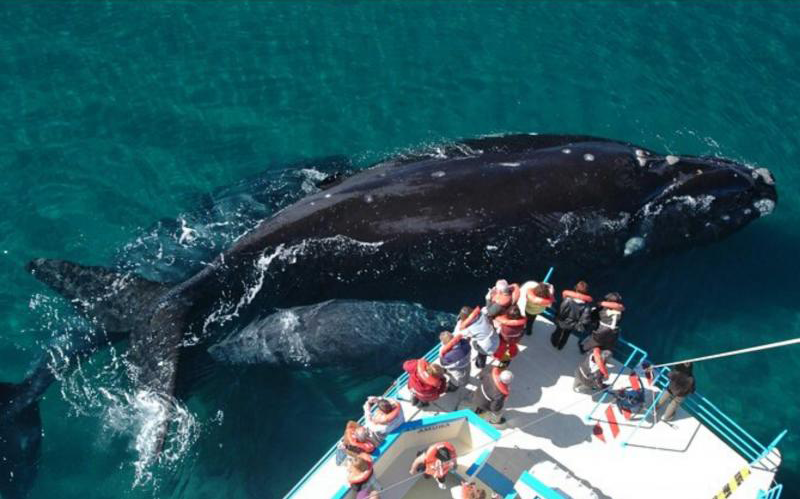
[26,259,191,456]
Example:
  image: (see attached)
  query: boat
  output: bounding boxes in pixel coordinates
[284,269,786,499]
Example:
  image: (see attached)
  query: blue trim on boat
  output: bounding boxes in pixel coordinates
[465,448,492,476]
[331,486,349,499]
[476,464,515,496]
[517,470,566,499]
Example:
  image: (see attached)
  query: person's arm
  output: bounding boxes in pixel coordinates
[409,453,425,475]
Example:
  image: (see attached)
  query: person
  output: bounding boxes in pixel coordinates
[402,357,446,407]
[518,281,555,335]
[456,305,499,369]
[550,281,593,350]
[363,396,404,442]
[573,347,611,394]
[439,331,471,391]
[485,279,520,317]
[472,367,513,425]
[347,453,381,494]
[657,362,696,422]
[580,292,624,353]
[342,420,376,455]
[459,481,489,499]
[409,441,457,489]
[492,308,527,366]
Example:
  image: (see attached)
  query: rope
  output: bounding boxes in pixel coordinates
[367,384,616,495]
[650,337,800,368]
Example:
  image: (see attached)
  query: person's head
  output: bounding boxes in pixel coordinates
[604,292,622,303]
[427,363,445,379]
[349,455,370,472]
[533,283,552,299]
[435,446,451,461]
[354,427,368,442]
[507,307,521,319]
[439,331,453,345]
[575,281,589,294]
[495,279,510,294]
[468,489,486,499]
[458,306,473,320]
[376,398,394,413]
[499,370,514,384]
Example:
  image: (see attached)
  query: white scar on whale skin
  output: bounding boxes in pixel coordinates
[624,236,646,256]
[754,199,775,216]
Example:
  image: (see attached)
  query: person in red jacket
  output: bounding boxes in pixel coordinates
[403,358,446,407]
[492,307,527,366]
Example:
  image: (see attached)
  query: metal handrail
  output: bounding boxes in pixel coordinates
[757,484,783,499]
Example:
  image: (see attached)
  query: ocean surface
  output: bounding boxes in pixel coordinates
[1,2,798,498]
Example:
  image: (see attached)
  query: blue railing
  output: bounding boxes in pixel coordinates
[757,484,783,499]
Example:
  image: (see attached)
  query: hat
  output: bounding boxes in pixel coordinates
[354,427,368,442]
[499,370,514,384]
[495,279,510,294]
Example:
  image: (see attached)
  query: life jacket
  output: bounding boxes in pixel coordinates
[424,441,457,478]
[416,359,442,388]
[598,306,623,330]
[347,453,374,486]
[345,425,376,454]
[456,307,481,331]
[404,359,445,402]
[371,401,401,425]
[491,367,510,396]
[580,348,609,379]
[563,290,593,303]
[493,314,527,343]
[526,287,554,307]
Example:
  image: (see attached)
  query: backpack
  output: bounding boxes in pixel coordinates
[614,387,645,413]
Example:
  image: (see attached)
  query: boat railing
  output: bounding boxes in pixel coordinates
[758,484,784,499]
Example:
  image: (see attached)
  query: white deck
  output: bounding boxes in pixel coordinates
[288,315,781,499]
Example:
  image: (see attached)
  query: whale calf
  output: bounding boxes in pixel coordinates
[208,300,454,370]
[25,134,777,476]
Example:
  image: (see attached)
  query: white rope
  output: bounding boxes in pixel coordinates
[651,337,800,368]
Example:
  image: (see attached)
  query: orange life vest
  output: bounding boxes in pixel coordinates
[600,301,625,312]
[491,367,510,396]
[526,287,554,307]
[456,306,481,331]
[345,425,376,454]
[347,453,373,485]
[592,347,610,378]
[424,441,457,478]
[562,290,593,302]
[371,401,401,425]
[494,315,527,342]
[440,333,465,357]
[416,359,443,388]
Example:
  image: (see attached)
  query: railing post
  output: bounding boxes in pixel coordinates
[750,429,788,465]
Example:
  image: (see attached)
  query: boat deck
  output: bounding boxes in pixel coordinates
[287,314,781,499]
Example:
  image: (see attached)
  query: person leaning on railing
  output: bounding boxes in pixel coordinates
[657,362,696,422]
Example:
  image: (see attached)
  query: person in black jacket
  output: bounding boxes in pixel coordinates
[472,367,513,425]
[579,292,624,354]
[550,280,593,350]
[657,362,696,422]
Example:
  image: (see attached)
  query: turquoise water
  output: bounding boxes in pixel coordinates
[1,1,799,497]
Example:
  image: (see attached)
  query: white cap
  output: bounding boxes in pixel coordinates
[499,370,514,384]
[495,279,510,294]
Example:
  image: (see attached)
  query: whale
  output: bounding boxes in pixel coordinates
[21,134,777,488]
[208,299,454,369]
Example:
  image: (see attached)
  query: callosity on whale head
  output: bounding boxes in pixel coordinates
[619,149,777,257]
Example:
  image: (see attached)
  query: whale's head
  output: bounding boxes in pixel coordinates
[623,150,777,257]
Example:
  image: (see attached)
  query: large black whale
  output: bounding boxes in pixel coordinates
[24,134,777,469]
